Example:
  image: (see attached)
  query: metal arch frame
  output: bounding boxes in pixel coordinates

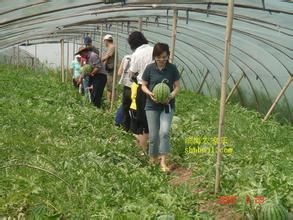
[10,13,288,105]
[172,17,292,113]
[2,2,292,47]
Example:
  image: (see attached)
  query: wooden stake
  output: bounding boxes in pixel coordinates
[215,0,234,194]
[225,72,244,103]
[66,42,70,81]
[197,69,209,93]
[110,23,119,112]
[73,38,76,57]
[263,76,293,122]
[16,45,20,68]
[60,39,65,83]
[170,9,178,63]
[138,17,143,31]
[34,44,37,70]
[100,24,103,59]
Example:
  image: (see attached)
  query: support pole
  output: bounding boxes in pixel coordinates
[170,9,178,63]
[138,17,143,32]
[215,0,234,194]
[225,72,245,103]
[100,24,103,59]
[60,39,65,83]
[197,69,209,93]
[73,38,76,57]
[34,44,37,70]
[66,41,70,81]
[110,23,119,112]
[263,76,293,121]
[13,47,16,65]
[16,45,20,68]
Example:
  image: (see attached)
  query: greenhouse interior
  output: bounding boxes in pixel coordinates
[0,0,292,219]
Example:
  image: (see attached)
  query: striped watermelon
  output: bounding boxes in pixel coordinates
[157,214,175,220]
[152,79,171,103]
[258,202,288,220]
[81,64,92,75]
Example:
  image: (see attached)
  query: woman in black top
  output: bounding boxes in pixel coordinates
[141,43,180,172]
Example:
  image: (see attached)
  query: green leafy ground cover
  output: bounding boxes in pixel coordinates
[0,65,292,219]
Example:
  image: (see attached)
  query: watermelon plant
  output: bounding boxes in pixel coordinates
[0,64,292,219]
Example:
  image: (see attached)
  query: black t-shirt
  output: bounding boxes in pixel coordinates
[142,62,180,111]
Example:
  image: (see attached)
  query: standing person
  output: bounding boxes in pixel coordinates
[70,55,82,92]
[84,34,99,55]
[75,47,107,108]
[127,31,153,151]
[141,43,180,172]
[117,55,132,131]
[102,34,115,102]
[84,33,91,46]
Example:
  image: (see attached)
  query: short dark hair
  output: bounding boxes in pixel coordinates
[153,43,170,60]
[131,72,139,83]
[128,31,148,51]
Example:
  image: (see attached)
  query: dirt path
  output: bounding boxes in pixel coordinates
[169,164,242,220]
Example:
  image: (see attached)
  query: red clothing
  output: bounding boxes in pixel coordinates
[80,57,87,66]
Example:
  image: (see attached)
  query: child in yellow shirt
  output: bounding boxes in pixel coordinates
[129,73,139,134]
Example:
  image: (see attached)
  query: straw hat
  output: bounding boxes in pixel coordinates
[74,47,89,56]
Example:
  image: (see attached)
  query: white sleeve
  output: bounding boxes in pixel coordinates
[129,54,138,73]
[121,56,127,71]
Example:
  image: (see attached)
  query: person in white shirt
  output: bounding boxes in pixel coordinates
[117,54,132,131]
[127,31,154,152]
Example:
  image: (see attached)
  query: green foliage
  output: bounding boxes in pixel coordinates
[172,90,292,217]
[0,65,199,219]
[0,65,292,219]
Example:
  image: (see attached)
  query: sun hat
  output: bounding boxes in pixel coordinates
[103,34,113,41]
[74,47,90,56]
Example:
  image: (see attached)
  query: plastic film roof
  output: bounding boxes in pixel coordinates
[0,0,293,122]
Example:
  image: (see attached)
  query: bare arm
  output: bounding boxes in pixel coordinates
[142,80,157,102]
[170,80,180,99]
[117,63,123,76]
[102,46,115,62]
[141,80,151,95]
[90,67,98,76]
[102,54,109,63]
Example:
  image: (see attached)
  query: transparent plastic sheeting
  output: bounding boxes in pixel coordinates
[0,0,292,122]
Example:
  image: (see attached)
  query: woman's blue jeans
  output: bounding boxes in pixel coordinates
[146,109,173,157]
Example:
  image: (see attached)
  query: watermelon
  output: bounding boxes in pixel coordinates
[81,64,92,75]
[258,201,288,220]
[157,214,175,220]
[152,79,171,103]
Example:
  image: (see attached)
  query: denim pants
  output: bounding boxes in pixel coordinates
[146,108,173,156]
[83,75,90,102]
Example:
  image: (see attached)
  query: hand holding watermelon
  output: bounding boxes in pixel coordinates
[81,64,93,75]
[148,92,158,103]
